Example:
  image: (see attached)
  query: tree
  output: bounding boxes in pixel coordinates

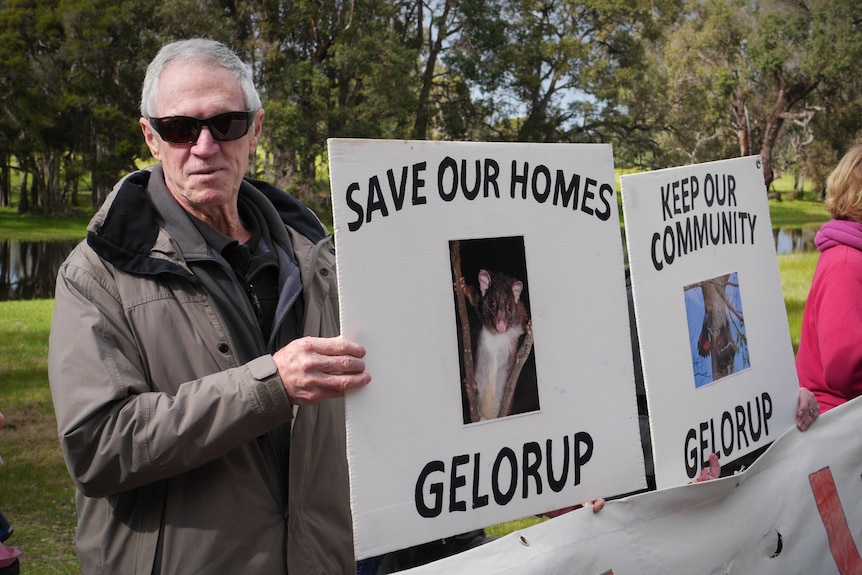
[747,0,862,186]
[0,0,160,212]
[19,0,77,213]
[249,0,419,213]
[651,0,862,188]
[444,0,682,143]
[58,0,157,208]
[1,0,859,215]
[0,0,33,207]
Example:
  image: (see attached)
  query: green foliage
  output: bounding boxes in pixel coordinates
[446,0,683,143]
[0,0,860,218]
[635,0,862,186]
[486,514,546,538]
[0,0,154,212]
[254,0,419,210]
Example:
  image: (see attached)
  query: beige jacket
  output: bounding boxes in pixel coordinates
[48,167,353,574]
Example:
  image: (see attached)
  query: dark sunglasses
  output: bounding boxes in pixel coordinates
[148,111,256,144]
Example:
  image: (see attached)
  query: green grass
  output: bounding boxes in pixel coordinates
[767,200,830,229]
[778,251,819,353]
[0,299,79,574]
[0,207,92,242]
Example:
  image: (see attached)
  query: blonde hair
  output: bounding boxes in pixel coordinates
[825,145,862,222]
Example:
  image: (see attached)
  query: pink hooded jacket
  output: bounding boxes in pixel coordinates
[796,219,862,411]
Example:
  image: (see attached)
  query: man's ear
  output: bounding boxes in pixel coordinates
[248,109,264,155]
[140,117,161,161]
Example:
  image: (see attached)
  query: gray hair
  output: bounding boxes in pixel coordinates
[140,38,261,117]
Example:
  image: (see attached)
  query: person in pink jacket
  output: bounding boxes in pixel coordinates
[797,145,862,412]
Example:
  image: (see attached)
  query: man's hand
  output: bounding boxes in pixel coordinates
[796,387,820,431]
[273,336,371,405]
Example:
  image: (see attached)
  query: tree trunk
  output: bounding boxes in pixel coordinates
[730,94,750,157]
[758,74,820,189]
[0,156,9,208]
[450,240,480,423]
[411,0,449,140]
[18,171,29,214]
[759,104,785,189]
[701,275,740,380]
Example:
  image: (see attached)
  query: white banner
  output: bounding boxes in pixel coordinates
[404,395,862,574]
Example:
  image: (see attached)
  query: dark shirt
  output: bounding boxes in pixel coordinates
[222,233,279,338]
[190,199,288,343]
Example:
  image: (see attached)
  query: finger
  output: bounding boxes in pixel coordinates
[796,388,820,431]
[796,409,818,430]
[707,452,720,478]
[288,373,371,405]
[315,336,367,359]
[287,338,368,376]
[694,466,710,482]
[301,371,371,399]
[275,348,369,405]
[326,353,368,376]
[335,371,372,393]
[693,453,721,483]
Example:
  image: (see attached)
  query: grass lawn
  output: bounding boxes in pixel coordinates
[0,299,79,574]
[0,207,92,242]
[778,252,819,353]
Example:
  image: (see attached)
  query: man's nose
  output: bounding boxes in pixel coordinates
[191,126,219,152]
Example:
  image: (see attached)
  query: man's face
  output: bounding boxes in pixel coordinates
[140,60,263,216]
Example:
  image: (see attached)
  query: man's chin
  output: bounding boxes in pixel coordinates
[185,173,238,197]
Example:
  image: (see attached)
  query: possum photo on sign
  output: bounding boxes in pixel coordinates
[450,236,539,424]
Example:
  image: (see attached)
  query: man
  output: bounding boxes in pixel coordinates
[48,38,370,574]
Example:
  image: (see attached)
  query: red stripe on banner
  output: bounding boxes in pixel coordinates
[809,467,862,574]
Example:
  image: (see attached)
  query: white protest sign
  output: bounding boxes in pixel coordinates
[620,156,798,489]
[403,395,862,575]
[328,139,646,559]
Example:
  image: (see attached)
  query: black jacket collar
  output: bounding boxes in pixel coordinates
[87,168,327,278]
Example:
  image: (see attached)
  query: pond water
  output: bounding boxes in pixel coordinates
[0,229,820,301]
[773,227,818,255]
[0,239,81,301]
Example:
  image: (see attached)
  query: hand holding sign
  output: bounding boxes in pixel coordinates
[796,387,819,431]
[273,336,371,405]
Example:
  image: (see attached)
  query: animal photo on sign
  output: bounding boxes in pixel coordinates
[684,271,750,388]
[450,236,539,424]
